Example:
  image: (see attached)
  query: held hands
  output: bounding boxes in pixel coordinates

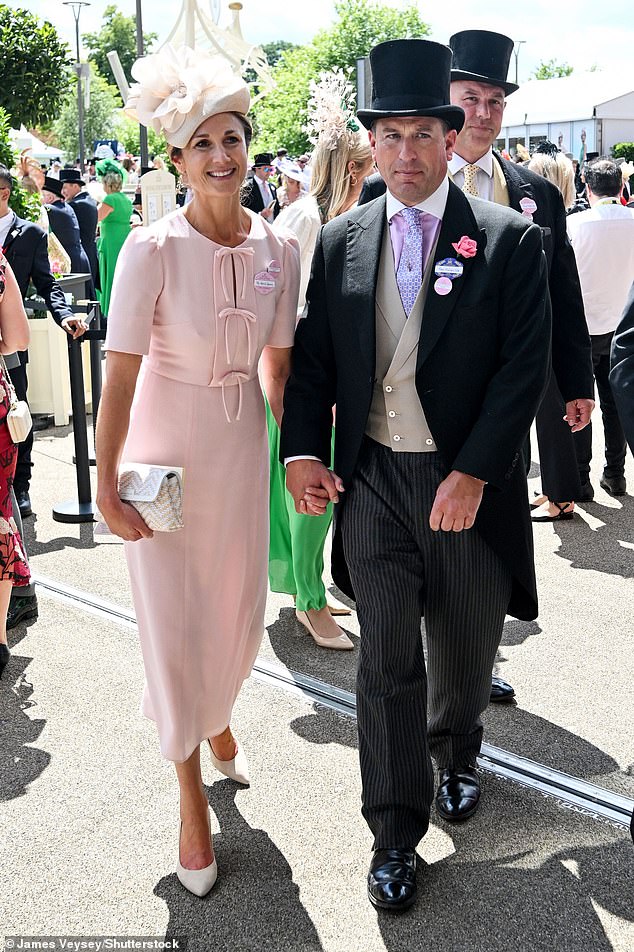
[564,398,594,432]
[286,459,344,516]
[61,315,88,339]
[96,493,154,542]
[429,470,485,532]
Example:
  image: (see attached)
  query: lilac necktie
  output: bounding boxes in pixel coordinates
[396,206,424,316]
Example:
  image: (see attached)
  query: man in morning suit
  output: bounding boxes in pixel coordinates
[60,169,99,290]
[359,31,594,704]
[241,153,280,221]
[0,166,87,626]
[41,176,93,295]
[280,40,550,911]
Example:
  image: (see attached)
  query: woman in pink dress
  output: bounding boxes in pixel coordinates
[95,46,299,897]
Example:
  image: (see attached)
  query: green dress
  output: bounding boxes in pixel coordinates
[266,397,335,611]
[98,191,132,317]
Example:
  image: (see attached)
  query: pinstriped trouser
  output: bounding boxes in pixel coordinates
[340,439,512,849]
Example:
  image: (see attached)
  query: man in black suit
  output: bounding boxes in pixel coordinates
[281,40,550,911]
[0,166,87,502]
[241,153,280,220]
[60,169,99,288]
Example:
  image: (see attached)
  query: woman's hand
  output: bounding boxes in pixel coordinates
[96,493,154,541]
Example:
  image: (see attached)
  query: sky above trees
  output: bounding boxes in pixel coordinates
[17,0,634,83]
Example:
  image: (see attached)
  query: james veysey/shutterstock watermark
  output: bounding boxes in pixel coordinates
[4,940,188,951]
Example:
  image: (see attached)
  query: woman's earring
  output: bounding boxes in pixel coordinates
[350,173,358,186]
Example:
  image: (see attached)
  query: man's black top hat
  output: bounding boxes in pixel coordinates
[449,30,519,96]
[357,39,465,133]
[42,176,63,199]
[253,153,274,167]
[59,168,85,186]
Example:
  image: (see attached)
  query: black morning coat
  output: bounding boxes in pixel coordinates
[241,178,280,219]
[69,191,99,287]
[280,182,551,621]
[360,153,594,403]
[610,281,634,455]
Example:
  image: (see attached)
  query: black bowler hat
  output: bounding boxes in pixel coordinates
[449,30,519,96]
[357,39,465,133]
[59,168,85,186]
[42,176,63,198]
[253,153,274,168]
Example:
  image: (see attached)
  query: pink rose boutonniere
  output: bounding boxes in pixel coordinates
[452,236,478,259]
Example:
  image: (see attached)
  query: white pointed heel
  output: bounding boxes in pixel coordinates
[176,808,218,897]
[208,739,250,786]
[295,609,354,650]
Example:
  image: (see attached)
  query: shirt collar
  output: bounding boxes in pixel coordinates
[449,148,494,178]
[386,175,449,223]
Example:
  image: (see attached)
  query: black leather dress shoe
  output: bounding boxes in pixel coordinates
[16,490,32,517]
[7,594,38,630]
[367,848,417,911]
[0,643,10,679]
[577,481,594,502]
[436,768,481,822]
[600,474,626,496]
[490,675,515,703]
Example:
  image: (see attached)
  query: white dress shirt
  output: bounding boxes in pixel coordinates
[449,149,494,202]
[567,201,634,335]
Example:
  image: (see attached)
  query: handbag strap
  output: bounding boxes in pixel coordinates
[0,353,18,407]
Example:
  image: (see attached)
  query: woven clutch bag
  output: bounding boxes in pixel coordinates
[118,463,184,532]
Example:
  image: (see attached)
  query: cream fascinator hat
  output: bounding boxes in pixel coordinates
[125,44,250,149]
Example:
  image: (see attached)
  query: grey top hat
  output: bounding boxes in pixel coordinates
[357,39,465,133]
[449,30,519,96]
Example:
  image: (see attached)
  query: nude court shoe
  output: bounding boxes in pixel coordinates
[176,807,218,897]
[208,739,250,786]
[295,608,354,650]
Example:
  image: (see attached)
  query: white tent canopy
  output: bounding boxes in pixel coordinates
[9,126,62,162]
[503,72,634,125]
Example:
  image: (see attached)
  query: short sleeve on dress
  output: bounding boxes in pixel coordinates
[104,228,164,356]
[266,235,301,348]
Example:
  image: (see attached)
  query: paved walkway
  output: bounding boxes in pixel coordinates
[1,420,633,951]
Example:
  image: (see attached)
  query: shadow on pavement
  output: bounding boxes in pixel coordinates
[553,495,634,578]
[22,517,97,556]
[377,823,633,952]
[156,779,323,952]
[0,639,49,801]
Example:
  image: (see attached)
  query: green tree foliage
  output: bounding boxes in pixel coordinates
[84,4,157,101]
[0,5,72,128]
[252,0,429,155]
[262,40,298,69]
[114,114,168,162]
[0,108,41,221]
[53,72,120,162]
[612,142,634,163]
[532,59,574,80]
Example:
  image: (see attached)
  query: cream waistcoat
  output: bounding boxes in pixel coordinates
[365,227,439,452]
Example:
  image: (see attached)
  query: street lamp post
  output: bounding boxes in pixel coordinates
[63,2,91,174]
[136,0,149,168]
[513,40,526,86]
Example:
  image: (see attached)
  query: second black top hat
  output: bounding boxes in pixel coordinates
[357,39,465,132]
[449,31,519,96]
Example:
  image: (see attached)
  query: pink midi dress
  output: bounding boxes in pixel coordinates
[105,209,300,762]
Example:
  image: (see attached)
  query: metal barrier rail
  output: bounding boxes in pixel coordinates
[32,572,634,830]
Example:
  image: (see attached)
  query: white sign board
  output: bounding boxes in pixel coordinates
[140,169,177,225]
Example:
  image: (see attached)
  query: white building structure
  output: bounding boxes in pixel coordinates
[497,72,634,158]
